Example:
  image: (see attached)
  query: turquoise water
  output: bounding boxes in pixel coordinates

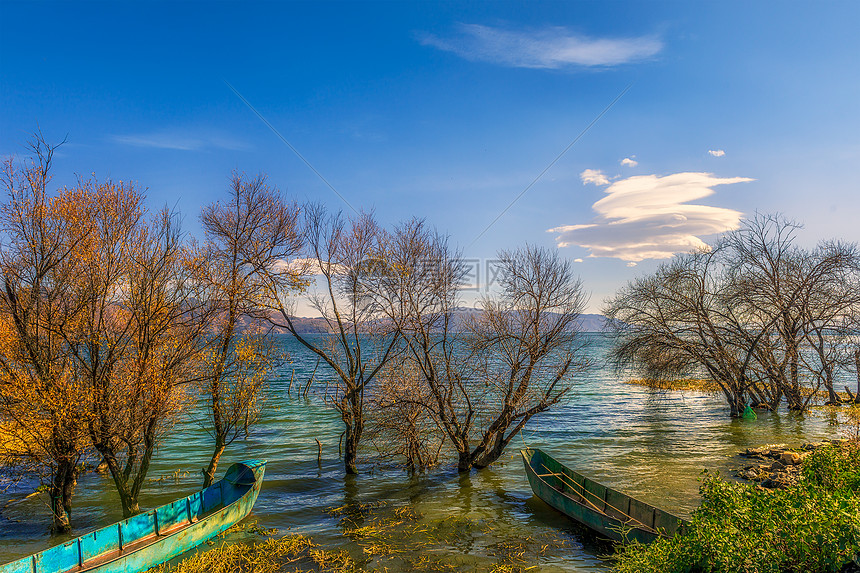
[0,334,848,571]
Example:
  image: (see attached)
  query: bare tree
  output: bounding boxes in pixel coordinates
[364,219,465,470]
[195,173,299,487]
[464,246,588,468]
[605,247,761,417]
[723,216,860,410]
[365,358,445,470]
[366,220,469,469]
[606,214,860,416]
[794,242,860,405]
[260,205,399,475]
[375,230,588,471]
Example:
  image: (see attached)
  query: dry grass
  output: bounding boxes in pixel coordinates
[624,378,721,393]
[626,378,860,405]
[150,532,357,573]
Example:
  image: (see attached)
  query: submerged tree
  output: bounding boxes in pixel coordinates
[725,218,860,410]
[373,227,588,472]
[605,214,860,416]
[366,358,445,470]
[195,173,300,487]
[605,247,760,417]
[261,205,399,475]
[0,134,90,532]
[56,180,201,517]
[463,246,588,469]
[364,219,464,470]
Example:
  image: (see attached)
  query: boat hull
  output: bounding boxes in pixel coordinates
[521,449,686,544]
[1,460,266,573]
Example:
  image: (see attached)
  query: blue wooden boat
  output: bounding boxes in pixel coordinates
[0,460,266,573]
[522,449,687,544]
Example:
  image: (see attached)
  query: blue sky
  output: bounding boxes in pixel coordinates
[2,1,859,313]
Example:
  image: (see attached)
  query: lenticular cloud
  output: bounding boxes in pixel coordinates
[548,172,753,262]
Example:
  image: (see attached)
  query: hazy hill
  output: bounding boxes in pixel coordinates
[238,308,610,334]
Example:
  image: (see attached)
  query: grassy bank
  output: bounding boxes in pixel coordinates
[614,440,860,573]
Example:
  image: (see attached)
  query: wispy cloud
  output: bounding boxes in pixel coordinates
[112,130,249,152]
[621,157,638,167]
[549,172,753,262]
[273,257,348,276]
[708,149,726,157]
[580,168,610,186]
[418,24,662,69]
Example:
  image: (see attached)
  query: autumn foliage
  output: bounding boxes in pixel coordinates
[0,139,287,529]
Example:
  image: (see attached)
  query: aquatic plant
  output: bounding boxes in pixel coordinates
[151,504,569,573]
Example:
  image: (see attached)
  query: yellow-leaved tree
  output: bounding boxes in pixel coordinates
[195,173,303,487]
[55,179,203,517]
[0,134,92,532]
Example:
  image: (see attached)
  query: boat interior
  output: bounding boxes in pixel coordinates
[2,463,259,573]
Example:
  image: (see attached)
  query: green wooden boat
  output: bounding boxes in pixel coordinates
[0,460,266,573]
[521,448,687,544]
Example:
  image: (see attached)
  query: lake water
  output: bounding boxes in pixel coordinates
[0,334,851,571]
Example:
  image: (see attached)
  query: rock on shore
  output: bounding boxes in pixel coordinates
[734,438,850,489]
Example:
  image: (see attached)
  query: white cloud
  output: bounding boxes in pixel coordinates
[113,130,248,152]
[708,149,726,157]
[574,258,583,263]
[626,261,637,267]
[273,258,349,276]
[580,168,610,186]
[621,157,638,167]
[418,24,662,69]
[548,172,753,262]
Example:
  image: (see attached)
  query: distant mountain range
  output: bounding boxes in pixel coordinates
[573,313,611,332]
[240,308,610,334]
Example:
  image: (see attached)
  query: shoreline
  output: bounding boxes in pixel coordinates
[625,377,860,404]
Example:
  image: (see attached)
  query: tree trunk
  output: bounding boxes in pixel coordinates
[50,459,76,533]
[117,490,141,517]
[722,385,745,417]
[98,451,142,518]
[344,423,358,475]
[202,436,226,488]
[824,365,840,405]
[457,450,472,473]
[854,349,860,398]
[472,436,505,470]
[786,346,804,410]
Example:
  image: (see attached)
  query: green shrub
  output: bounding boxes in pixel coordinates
[614,443,860,572]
